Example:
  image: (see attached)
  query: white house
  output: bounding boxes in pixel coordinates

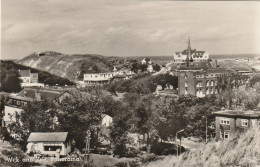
[101,114,113,127]
[26,132,71,157]
[19,70,44,88]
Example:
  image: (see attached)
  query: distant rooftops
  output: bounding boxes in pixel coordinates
[214,109,260,118]
[176,61,213,71]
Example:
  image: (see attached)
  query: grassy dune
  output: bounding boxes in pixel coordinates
[144,127,260,167]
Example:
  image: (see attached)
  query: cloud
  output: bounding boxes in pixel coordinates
[1,0,260,59]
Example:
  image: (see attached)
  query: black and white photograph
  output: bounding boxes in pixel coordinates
[1,0,260,166]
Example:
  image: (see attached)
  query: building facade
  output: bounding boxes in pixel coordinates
[83,73,115,84]
[214,110,260,140]
[27,132,71,157]
[178,70,223,97]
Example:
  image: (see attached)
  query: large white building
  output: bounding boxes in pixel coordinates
[173,38,209,63]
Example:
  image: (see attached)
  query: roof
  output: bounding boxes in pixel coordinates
[9,95,34,102]
[213,110,260,118]
[17,87,64,101]
[19,70,30,77]
[101,114,112,119]
[177,61,212,71]
[27,132,68,142]
[205,68,231,74]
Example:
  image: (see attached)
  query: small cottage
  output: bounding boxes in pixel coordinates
[26,132,71,157]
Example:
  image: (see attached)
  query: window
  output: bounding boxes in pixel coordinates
[17,101,20,105]
[211,80,214,86]
[196,81,202,87]
[241,119,248,127]
[220,118,230,125]
[44,146,62,151]
[206,81,210,86]
[185,88,188,95]
[206,88,209,95]
[224,131,230,139]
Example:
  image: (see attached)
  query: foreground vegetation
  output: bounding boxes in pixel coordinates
[144,127,260,167]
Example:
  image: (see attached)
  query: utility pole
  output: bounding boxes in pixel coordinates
[85,130,91,164]
[176,129,184,156]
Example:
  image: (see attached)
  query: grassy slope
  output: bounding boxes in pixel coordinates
[144,127,260,167]
[16,52,138,81]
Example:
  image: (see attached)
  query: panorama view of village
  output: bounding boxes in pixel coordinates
[1,1,260,167]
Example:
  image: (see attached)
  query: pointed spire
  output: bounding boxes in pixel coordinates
[187,36,191,59]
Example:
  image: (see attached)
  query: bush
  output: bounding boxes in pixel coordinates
[115,161,128,167]
[150,142,185,156]
[115,161,140,167]
[1,149,40,167]
[141,154,162,164]
[124,147,140,158]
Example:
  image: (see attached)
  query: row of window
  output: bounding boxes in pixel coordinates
[8,99,27,107]
[220,118,254,127]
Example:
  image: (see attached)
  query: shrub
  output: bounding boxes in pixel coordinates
[150,142,185,156]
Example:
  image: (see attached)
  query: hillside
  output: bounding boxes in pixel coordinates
[0,60,74,92]
[16,51,139,81]
[144,127,260,167]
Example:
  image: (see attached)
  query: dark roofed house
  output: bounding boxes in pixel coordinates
[26,132,71,157]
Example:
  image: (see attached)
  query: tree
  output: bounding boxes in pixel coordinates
[0,70,22,93]
[110,109,131,156]
[55,93,106,150]
[7,100,55,150]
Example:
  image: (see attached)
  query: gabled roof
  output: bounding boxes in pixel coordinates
[27,132,68,142]
[8,95,34,102]
[17,88,64,101]
[19,70,30,77]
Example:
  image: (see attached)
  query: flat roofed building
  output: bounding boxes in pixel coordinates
[214,110,260,140]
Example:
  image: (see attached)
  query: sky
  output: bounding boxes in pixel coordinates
[1,0,260,60]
